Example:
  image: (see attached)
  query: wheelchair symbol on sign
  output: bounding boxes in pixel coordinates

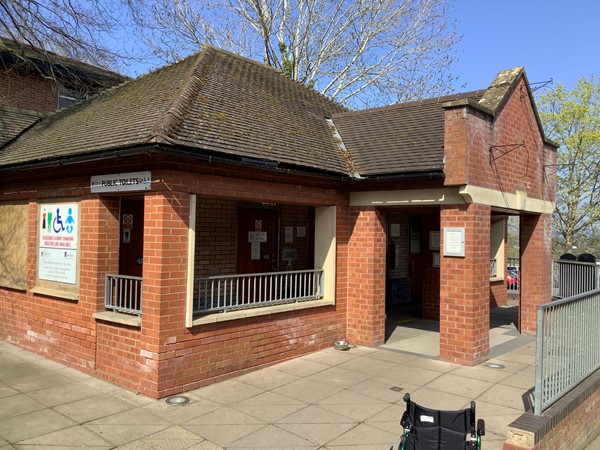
[52,208,65,233]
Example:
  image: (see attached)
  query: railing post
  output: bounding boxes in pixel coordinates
[534,305,544,415]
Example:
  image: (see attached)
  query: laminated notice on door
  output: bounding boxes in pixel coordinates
[249,231,267,243]
[251,242,261,260]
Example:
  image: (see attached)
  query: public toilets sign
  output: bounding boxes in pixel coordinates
[39,203,78,284]
[90,171,152,193]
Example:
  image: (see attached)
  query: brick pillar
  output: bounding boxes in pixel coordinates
[346,207,386,347]
[79,197,120,312]
[138,191,190,397]
[519,213,553,335]
[440,204,490,365]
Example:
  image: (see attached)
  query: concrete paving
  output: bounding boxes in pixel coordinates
[0,319,536,450]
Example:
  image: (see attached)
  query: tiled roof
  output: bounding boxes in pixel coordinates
[1,37,129,91]
[0,46,349,174]
[332,92,483,177]
[0,106,46,146]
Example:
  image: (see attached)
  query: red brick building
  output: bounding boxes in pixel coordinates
[0,47,556,398]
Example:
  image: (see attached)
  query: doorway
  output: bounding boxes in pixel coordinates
[236,206,279,274]
[119,198,144,278]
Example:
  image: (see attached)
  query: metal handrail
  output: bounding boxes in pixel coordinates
[105,274,142,316]
[534,289,600,414]
[194,269,324,314]
[553,260,599,298]
[489,259,497,278]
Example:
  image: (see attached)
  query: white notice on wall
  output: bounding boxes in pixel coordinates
[251,242,261,260]
[297,226,306,238]
[285,226,293,243]
[39,248,77,284]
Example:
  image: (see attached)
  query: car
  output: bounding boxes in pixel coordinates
[506,269,520,289]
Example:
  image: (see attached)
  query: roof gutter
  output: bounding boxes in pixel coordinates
[0,143,351,182]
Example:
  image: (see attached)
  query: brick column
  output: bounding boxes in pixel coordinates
[346,207,386,347]
[440,204,490,365]
[519,213,553,335]
[138,191,190,397]
[79,196,120,312]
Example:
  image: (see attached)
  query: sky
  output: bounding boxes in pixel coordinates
[117,0,599,97]
[451,0,599,92]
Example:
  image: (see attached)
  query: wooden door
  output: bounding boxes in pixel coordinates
[409,220,423,302]
[237,207,278,274]
[119,198,144,277]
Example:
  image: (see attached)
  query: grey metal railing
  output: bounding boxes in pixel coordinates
[534,289,600,414]
[489,259,497,278]
[195,269,324,314]
[507,257,520,270]
[105,274,142,316]
[553,260,599,298]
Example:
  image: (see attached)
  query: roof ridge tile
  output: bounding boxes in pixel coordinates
[148,48,213,143]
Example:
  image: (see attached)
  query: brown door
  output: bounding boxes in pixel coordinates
[237,207,278,274]
[119,198,144,277]
[409,220,423,302]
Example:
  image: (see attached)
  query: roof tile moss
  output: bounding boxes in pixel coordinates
[0,46,349,174]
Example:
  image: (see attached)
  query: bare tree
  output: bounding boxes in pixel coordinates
[1,0,115,62]
[132,0,459,107]
[538,76,600,254]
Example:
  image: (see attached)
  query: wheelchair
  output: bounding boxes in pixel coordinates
[391,393,485,450]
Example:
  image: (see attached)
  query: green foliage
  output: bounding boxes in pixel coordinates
[538,76,600,253]
[278,41,293,78]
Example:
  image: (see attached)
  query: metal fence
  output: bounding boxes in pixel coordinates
[105,274,143,316]
[553,260,600,298]
[195,269,324,314]
[489,259,497,278]
[534,289,600,414]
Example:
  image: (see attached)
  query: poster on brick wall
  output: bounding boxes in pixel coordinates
[38,203,78,284]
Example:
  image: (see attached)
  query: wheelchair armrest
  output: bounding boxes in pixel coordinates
[400,410,412,429]
[477,418,485,436]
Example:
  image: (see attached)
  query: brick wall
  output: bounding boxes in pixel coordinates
[346,207,387,346]
[504,370,600,450]
[519,213,553,334]
[0,70,58,112]
[439,203,490,365]
[0,162,350,398]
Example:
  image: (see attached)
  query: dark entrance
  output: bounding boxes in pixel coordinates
[119,198,144,277]
[236,206,278,274]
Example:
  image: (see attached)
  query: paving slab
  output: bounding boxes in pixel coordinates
[183,423,265,447]
[0,408,76,443]
[114,425,205,450]
[272,378,343,404]
[17,425,113,447]
[53,394,136,423]
[0,331,553,450]
[227,424,318,448]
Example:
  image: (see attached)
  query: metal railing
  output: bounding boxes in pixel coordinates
[195,269,324,314]
[534,289,600,414]
[507,257,520,270]
[489,259,497,278]
[553,260,599,298]
[105,274,143,316]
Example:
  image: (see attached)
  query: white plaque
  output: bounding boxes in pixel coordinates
[443,227,465,257]
[285,226,293,243]
[251,242,261,260]
[39,248,77,284]
[248,231,267,243]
